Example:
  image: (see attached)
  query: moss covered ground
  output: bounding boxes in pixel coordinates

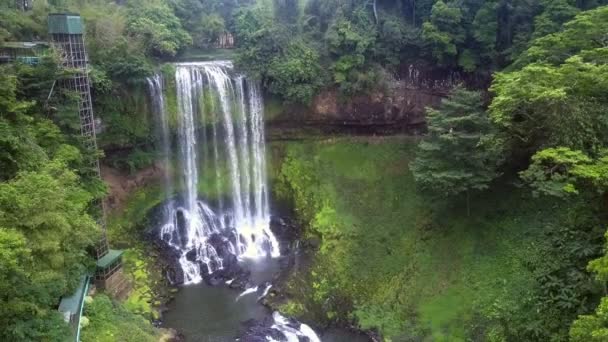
[272,136,601,340]
[81,294,161,342]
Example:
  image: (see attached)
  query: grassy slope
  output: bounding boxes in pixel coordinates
[273,136,588,340]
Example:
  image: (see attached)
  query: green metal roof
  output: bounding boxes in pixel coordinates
[48,13,83,35]
[58,276,88,317]
[96,249,124,269]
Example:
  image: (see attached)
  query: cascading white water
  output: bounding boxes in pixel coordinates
[148,61,280,285]
[270,312,321,342]
[147,75,173,200]
[149,64,323,342]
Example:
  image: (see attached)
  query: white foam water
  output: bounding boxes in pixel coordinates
[271,312,322,342]
[147,61,280,285]
[235,286,259,302]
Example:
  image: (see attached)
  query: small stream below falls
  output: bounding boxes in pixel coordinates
[147,61,371,341]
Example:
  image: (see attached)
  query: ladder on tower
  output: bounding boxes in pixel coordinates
[49,13,129,298]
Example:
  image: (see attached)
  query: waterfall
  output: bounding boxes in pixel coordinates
[148,61,280,285]
[147,75,173,203]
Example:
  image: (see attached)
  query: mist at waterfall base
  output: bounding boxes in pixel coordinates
[147,62,359,341]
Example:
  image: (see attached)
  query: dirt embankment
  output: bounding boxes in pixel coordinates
[101,162,166,212]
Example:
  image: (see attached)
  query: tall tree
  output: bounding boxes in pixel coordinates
[421,0,465,65]
[411,87,503,215]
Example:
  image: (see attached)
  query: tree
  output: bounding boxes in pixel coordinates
[520,148,598,197]
[126,0,192,57]
[274,0,300,24]
[0,228,72,341]
[411,87,502,215]
[514,5,608,68]
[531,0,579,39]
[234,3,285,78]
[0,145,99,341]
[325,8,379,95]
[267,40,326,104]
[472,1,498,62]
[571,297,608,341]
[490,50,608,159]
[421,0,465,65]
[235,3,327,103]
[194,13,225,48]
[0,63,101,341]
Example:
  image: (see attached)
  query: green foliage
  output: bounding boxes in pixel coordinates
[471,1,498,61]
[571,297,608,341]
[126,0,192,57]
[234,3,287,77]
[520,148,608,197]
[81,294,159,342]
[326,9,379,95]
[374,13,419,66]
[0,0,48,42]
[267,40,326,104]
[422,0,464,64]
[233,1,608,103]
[0,229,71,341]
[411,87,502,202]
[531,0,580,40]
[516,5,608,67]
[122,249,156,319]
[276,137,601,340]
[490,51,608,155]
[0,55,105,342]
[107,184,164,245]
[234,4,326,103]
[172,0,240,47]
[193,13,225,48]
[571,229,608,342]
[0,148,99,340]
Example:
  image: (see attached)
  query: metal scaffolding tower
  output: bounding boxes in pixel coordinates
[48,13,129,297]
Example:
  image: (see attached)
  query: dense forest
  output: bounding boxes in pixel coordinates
[2,0,608,341]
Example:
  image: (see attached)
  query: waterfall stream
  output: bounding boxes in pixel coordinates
[149,61,280,285]
[147,61,329,341]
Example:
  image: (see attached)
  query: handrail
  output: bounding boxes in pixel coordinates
[75,275,90,342]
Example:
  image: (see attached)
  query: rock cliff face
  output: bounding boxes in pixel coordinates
[267,64,488,136]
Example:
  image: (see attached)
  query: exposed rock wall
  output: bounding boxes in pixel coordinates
[267,64,489,135]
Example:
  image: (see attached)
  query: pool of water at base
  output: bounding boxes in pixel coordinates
[162,258,370,342]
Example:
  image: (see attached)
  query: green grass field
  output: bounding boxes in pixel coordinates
[273,136,593,340]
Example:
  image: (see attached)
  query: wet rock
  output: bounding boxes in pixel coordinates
[185,249,197,262]
[238,313,321,342]
[238,317,285,342]
[228,269,252,290]
[270,215,302,256]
